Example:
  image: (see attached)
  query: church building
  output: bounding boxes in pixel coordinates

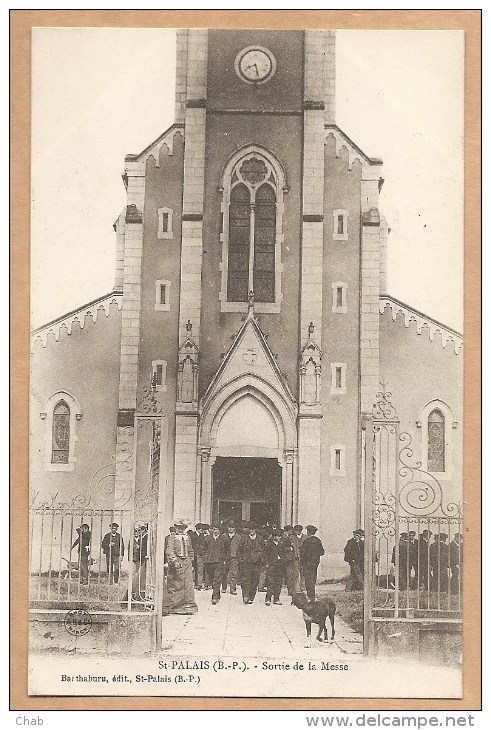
[30,29,463,579]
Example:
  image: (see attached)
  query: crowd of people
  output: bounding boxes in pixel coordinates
[390,530,463,594]
[163,518,325,615]
[69,518,463,611]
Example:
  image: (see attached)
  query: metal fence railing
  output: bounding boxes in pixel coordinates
[29,507,157,612]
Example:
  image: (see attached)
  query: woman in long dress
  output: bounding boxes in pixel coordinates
[165,518,198,615]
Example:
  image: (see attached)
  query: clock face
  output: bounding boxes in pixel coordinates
[236,47,276,84]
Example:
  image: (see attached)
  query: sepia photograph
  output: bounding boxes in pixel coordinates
[28,25,465,699]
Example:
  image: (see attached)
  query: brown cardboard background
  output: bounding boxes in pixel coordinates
[10,9,481,711]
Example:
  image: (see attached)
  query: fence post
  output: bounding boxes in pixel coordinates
[154,415,168,650]
[362,414,374,656]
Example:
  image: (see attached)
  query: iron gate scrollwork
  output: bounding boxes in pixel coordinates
[29,381,166,617]
[364,383,462,646]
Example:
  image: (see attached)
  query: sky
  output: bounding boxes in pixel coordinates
[31,28,464,331]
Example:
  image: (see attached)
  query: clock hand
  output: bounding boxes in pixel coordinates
[245,62,260,77]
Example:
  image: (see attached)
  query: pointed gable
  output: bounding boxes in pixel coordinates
[202,310,296,416]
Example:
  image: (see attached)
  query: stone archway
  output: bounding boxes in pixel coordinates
[198,376,297,526]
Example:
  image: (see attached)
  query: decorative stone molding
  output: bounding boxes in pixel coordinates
[31,292,123,349]
[124,124,184,167]
[177,320,199,409]
[325,125,383,173]
[379,295,463,354]
[299,322,322,411]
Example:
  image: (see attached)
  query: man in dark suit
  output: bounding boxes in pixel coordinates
[237,522,265,604]
[101,522,125,584]
[430,533,450,592]
[291,524,306,591]
[204,524,227,604]
[222,520,242,594]
[391,532,409,590]
[71,523,91,585]
[344,529,364,591]
[264,528,287,605]
[282,525,299,596]
[449,533,463,595]
[187,523,200,587]
[407,530,418,589]
[417,529,432,590]
[300,525,325,602]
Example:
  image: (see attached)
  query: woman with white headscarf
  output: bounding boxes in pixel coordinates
[165,517,198,614]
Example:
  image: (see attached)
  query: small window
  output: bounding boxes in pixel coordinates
[331,362,347,394]
[43,391,81,472]
[155,280,171,311]
[51,401,70,464]
[152,360,167,392]
[330,444,346,477]
[417,399,456,481]
[428,409,445,472]
[335,367,342,390]
[335,448,341,470]
[157,207,173,239]
[332,282,348,313]
[333,209,349,241]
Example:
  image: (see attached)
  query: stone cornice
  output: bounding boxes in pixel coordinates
[124,123,184,167]
[31,292,123,349]
[379,295,463,354]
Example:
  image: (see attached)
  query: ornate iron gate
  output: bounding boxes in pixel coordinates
[30,379,167,643]
[363,385,462,654]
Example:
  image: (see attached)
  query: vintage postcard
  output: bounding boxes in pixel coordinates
[27,24,468,700]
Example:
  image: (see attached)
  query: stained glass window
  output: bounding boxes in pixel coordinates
[253,184,276,303]
[52,401,70,463]
[428,409,445,472]
[227,183,250,302]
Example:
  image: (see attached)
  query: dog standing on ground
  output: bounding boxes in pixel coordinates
[292,592,336,648]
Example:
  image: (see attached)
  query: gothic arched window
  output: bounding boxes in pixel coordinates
[51,400,70,463]
[417,399,457,481]
[427,409,445,473]
[220,148,286,313]
[42,391,82,472]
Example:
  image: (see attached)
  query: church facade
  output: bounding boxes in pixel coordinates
[30,29,463,579]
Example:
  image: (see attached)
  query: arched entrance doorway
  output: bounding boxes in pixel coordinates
[198,377,297,526]
[212,456,282,525]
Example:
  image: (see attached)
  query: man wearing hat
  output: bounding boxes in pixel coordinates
[204,524,228,604]
[222,520,242,595]
[417,529,432,590]
[407,530,419,589]
[71,522,91,585]
[194,524,208,590]
[300,525,325,602]
[165,518,198,614]
[264,528,287,605]
[102,522,125,584]
[291,524,306,592]
[449,532,463,595]
[429,532,450,592]
[237,523,265,604]
[343,529,364,591]
[391,532,409,590]
[282,525,299,597]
